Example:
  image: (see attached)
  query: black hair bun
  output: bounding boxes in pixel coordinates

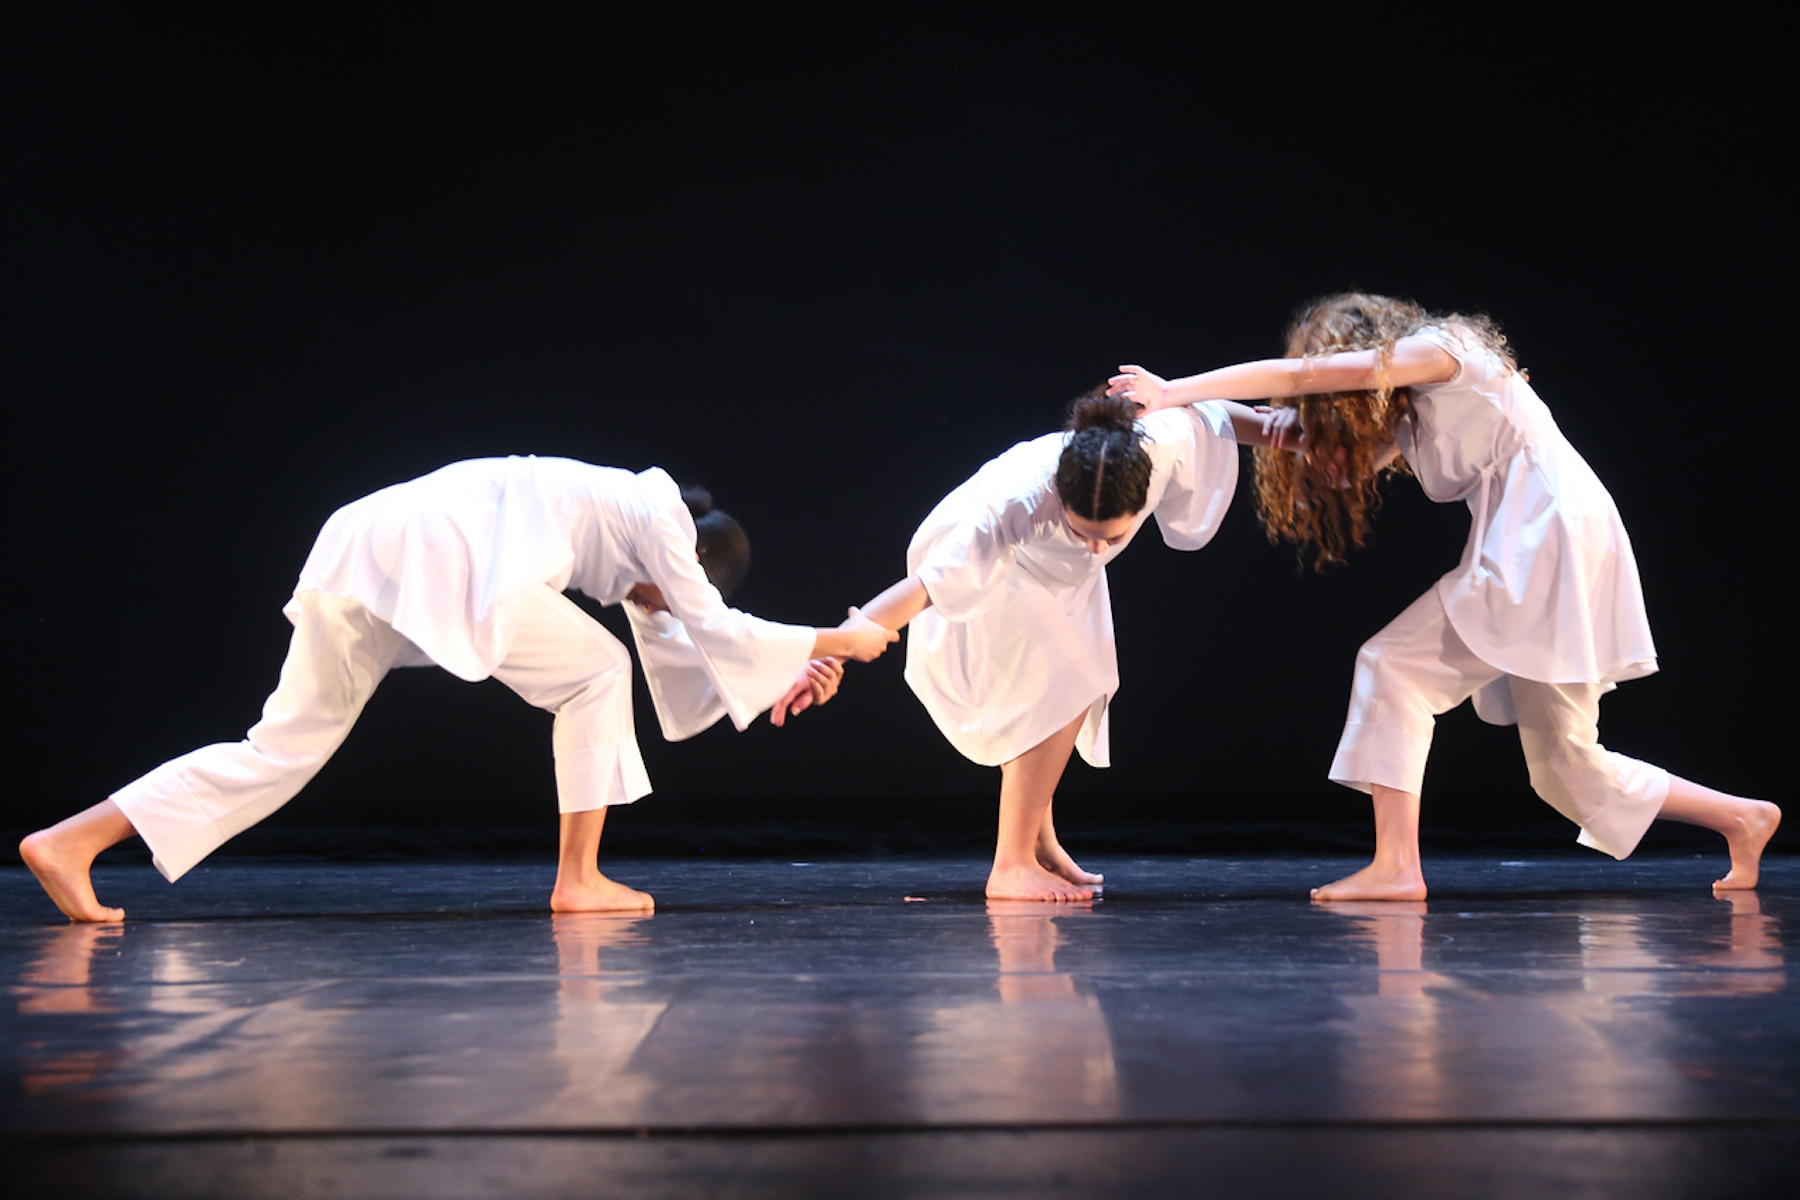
[680,485,714,519]
[1066,388,1139,434]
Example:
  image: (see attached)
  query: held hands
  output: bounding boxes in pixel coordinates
[1106,365,1170,413]
[837,606,900,662]
[770,657,845,727]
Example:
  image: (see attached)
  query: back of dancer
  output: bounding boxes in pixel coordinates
[22,455,896,922]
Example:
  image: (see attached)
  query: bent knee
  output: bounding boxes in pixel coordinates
[1525,738,1608,798]
[1349,642,1432,725]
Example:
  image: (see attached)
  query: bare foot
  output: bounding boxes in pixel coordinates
[1311,860,1428,903]
[550,873,655,913]
[1036,838,1103,889]
[1714,800,1781,891]
[987,861,1094,902]
[19,831,125,923]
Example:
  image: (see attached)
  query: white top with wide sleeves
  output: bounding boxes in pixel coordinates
[904,403,1239,768]
[291,456,816,738]
[1399,326,1658,722]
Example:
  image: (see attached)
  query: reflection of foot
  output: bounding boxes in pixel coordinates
[1036,839,1103,889]
[20,925,125,1014]
[550,874,655,913]
[1311,860,1427,903]
[19,832,124,923]
[1315,899,1429,918]
[987,862,1094,902]
[1714,800,1781,891]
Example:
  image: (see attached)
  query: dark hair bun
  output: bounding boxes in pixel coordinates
[678,483,751,599]
[1067,389,1139,434]
[1056,386,1153,521]
[680,485,714,518]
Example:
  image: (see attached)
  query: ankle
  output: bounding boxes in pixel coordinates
[1371,852,1421,875]
[555,864,602,889]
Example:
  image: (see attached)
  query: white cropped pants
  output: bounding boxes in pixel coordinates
[1328,590,1669,860]
[112,586,651,882]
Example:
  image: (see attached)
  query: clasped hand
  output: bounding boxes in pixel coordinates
[770,657,845,727]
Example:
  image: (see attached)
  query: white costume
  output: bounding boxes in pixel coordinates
[112,457,816,881]
[905,403,1239,767]
[1329,327,1670,858]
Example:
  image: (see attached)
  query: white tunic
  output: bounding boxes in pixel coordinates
[1398,327,1658,724]
[291,456,816,739]
[905,403,1239,767]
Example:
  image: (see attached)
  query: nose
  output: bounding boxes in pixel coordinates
[1086,539,1107,554]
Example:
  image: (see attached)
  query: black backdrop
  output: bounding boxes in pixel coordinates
[5,6,1790,846]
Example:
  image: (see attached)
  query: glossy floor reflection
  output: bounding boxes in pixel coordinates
[5,855,1799,1197]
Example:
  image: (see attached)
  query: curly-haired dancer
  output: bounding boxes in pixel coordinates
[784,392,1279,900]
[1112,294,1779,900]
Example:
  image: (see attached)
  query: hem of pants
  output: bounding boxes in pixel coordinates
[112,778,225,884]
[1573,764,1673,860]
[554,738,653,813]
[1328,721,1432,796]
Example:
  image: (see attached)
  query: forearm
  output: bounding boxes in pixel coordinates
[1159,360,1307,405]
[807,577,930,657]
[1212,400,1282,448]
[859,575,933,632]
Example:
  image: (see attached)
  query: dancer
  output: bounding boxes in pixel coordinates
[1111,293,1780,899]
[783,390,1274,901]
[22,456,896,922]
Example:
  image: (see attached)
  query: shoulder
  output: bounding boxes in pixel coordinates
[633,465,679,498]
[970,433,1063,497]
[1406,324,1508,391]
[1143,402,1233,444]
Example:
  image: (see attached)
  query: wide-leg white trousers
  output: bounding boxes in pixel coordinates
[1328,590,1669,860]
[112,586,651,882]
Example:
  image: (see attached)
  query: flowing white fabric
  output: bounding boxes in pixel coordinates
[1397,327,1657,725]
[292,456,815,737]
[1329,589,1670,859]
[904,403,1239,767]
[117,586,658,882]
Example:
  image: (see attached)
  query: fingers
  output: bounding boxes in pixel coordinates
[1105,365,1146,398]
[846,607,901,642]
[770,678,810,726]
[839,608,900,662]
[806,658,843,707]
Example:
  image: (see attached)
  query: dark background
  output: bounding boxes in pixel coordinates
[4,5,1791,853]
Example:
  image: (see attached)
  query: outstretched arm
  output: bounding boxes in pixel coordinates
[1109,337,1458,413]
[855,575,933,633]
[770,578,932,725]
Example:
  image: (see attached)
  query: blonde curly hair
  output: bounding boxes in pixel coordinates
[1254,292,1515,569]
